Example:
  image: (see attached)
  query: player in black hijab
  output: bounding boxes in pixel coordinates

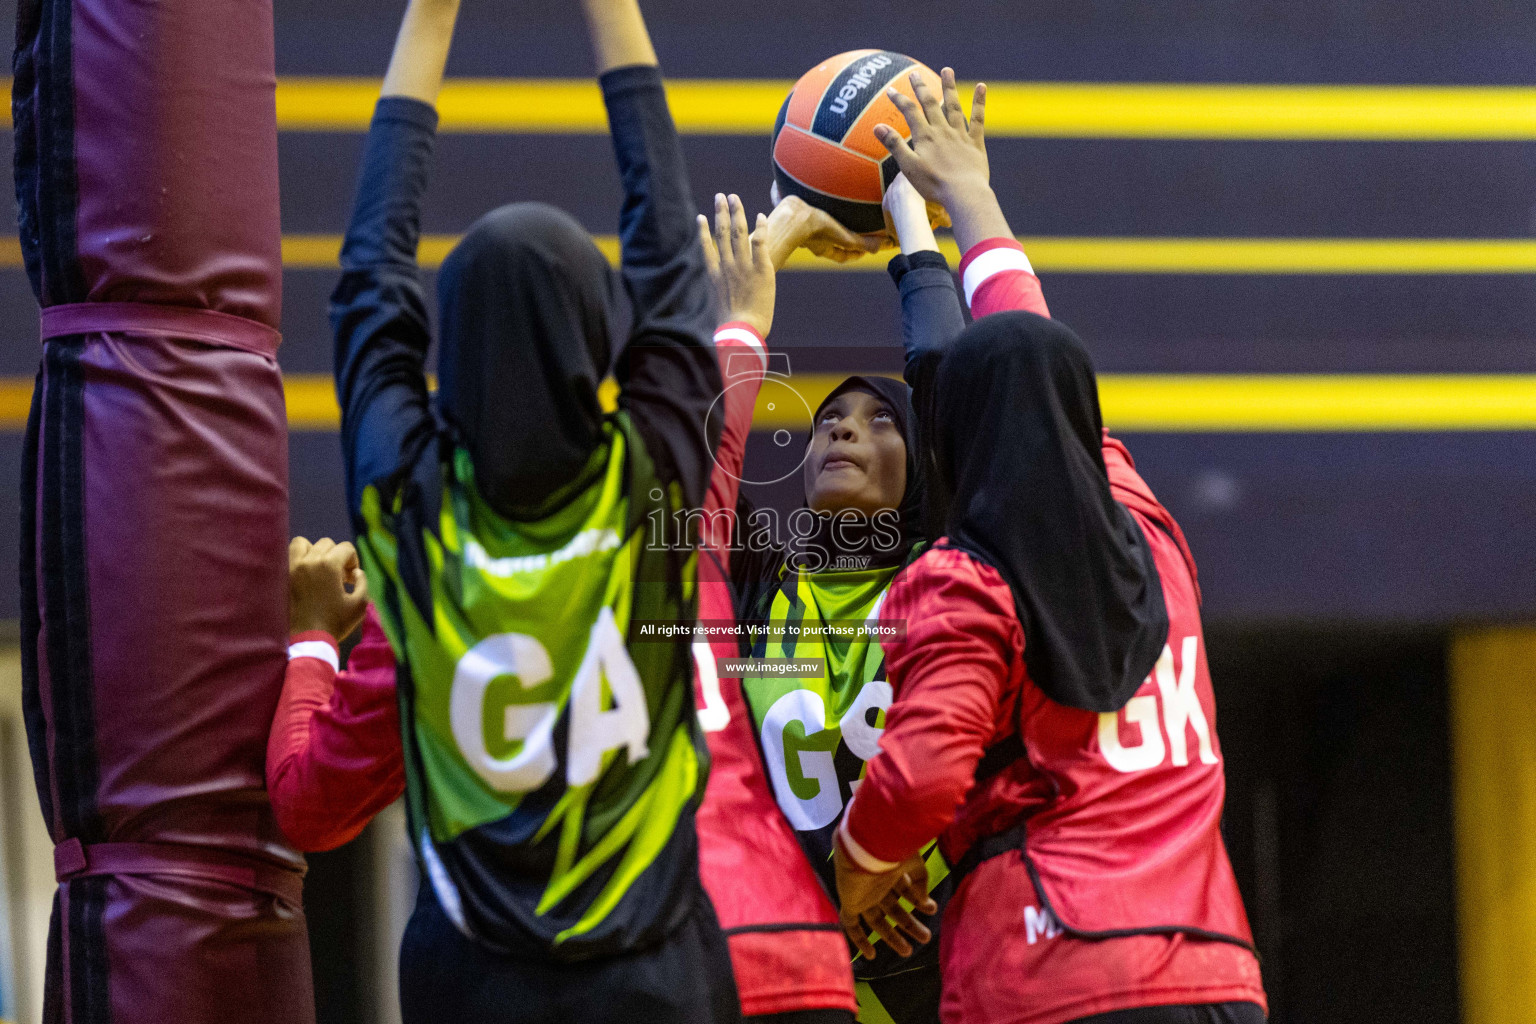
[932,312,1168,711]
[328,0,734,1020]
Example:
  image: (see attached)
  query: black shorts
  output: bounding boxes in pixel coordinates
[398,878,741,1024]
[1071,1002,1266,1024]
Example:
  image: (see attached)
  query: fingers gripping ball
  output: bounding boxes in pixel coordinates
[772,50,944,234]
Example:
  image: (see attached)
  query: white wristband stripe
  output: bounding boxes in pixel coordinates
[714,327,768,369]
[962,247,1035,307]
[287,640,339,672]
[837,817,901,874]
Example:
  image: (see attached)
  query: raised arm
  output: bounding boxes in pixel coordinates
[382,0,461,103]
[696,193,772,556]
[581,0,659,72]
[581,0,723,511]
[697,191,884,539]
[878,68,1049,321]
[331,0,460,517]
[883,173,965,389]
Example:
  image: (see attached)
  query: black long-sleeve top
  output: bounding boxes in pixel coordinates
[330,67,720,537]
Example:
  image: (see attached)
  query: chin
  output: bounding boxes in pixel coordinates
[809,487,877,517]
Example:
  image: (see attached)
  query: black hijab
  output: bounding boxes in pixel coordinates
[436,202,618,519]
[933,311,1168,712]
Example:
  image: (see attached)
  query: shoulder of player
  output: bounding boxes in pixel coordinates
[887,544,1017,624]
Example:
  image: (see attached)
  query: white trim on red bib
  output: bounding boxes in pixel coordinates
[714,322,768,370]
[962,244,1036,308]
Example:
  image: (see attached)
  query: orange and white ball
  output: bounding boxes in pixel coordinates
[771,50,945,234]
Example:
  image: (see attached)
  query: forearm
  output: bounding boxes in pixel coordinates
[340,99,439,270]
[381,0,461,105]
[840,694,991,868]
[268,624,406,852]
[581,0,658,74]
[606,66,721,508]
[938,177,1047,318]
[702,324,767,554]
[941,184,1014,255]
[889,196,940,257]
[268,637,344,850]
[332,97,440,512]
[890,253,965,380]
[960,239,1050,319]
[605,66,706,309]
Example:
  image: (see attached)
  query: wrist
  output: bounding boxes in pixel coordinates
[946,187,1014,256]
[764,206,811,266]
[935,179,994,211]
[891,209,938,255]
[289,619,341,642]
[836,814,902,874]
[724,311,771,338]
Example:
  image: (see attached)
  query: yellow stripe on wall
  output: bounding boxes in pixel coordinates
[1097,374,1536,431]
[269,78,1536,140]
[981,83,1536,141]
[0,235,1520,276]
[276,235,617,270]
[287,234,1536,274]
[6,234,1529,276]
[8,374,1536,432]
[0,378,30,425]
[6,76,1532,138]
[756,373,1536,432]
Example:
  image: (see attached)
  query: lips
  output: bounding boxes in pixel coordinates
[821,446,866,474]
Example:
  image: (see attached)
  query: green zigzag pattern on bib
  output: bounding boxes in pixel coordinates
[356,411,704,954]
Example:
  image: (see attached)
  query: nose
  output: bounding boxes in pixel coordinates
[829,418,858,442]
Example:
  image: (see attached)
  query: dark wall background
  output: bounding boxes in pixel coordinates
[1214,628,1459,1023]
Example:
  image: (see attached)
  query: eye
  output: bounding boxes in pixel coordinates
[818,409,840,426]
[872,407,895,423]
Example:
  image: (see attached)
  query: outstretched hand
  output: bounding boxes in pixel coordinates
[762,188,883,268]
[698,193,776,338]
[289,537,370,642]
[874,67,1012,253]
[874,67,988,207]
[834,840,938,960]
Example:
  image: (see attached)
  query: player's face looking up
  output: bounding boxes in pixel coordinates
[804,388,908,516]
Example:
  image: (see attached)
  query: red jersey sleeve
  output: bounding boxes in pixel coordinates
[839,548,1023,869]
[701,322,767,559]
[959,238,1050,320]
[267,605,405,852]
